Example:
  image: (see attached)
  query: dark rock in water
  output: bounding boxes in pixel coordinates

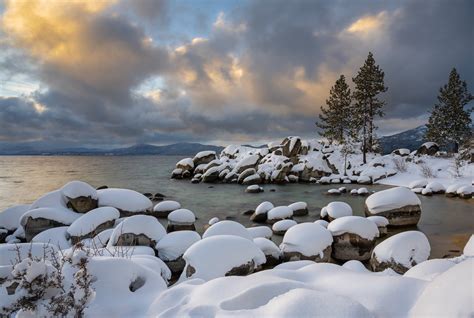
[143,192,153,198]
[208,186,214,188]
[153,196,164,202]
[97,185,108,190]
[270,189,276,192]
[67,196,98,213]
[154,193,166,198]
[0,229,8,244]
[225,216,237,220]
[250,212,267,223]
[242,209,255,216]
[364,205,421,227]
[167,224,196,233]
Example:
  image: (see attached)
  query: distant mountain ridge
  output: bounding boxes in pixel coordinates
[0,126,430,156]
[378,126,427,154]
[0,142,224,156]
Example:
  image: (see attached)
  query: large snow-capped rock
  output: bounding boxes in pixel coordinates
[203,220,253,240]
[365,187,422,226]
[267,206,293,224]
[167,209,196,232]
[0,204,30,232]
[179,235,266,281]
[98,188,153,216]
[61,180,98,213]
[280,223,333,262]
[67,207,120,243]
[31,226,71,250]
[108,215,166,248]
[370,231,430,274]
[327,216,379,261]
[156,231,201,274]
[153,200,181,218]
[321,201,352,221]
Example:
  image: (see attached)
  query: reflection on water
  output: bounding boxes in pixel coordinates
[0,156,472,258]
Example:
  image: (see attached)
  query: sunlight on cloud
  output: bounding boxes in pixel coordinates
[346,11,387,35]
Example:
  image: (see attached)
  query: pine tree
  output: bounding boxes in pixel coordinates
[316,75,352,143]
[425,68,473,152]
[352,52,388,163]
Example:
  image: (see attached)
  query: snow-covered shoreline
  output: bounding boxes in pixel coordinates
[171,136,473,198]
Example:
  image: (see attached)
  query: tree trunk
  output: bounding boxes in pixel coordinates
[362,123,367,164]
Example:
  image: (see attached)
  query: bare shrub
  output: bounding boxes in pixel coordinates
[419,162,436,178]
[392,157,408,173]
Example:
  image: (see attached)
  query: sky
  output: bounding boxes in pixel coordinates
[0,0,473,148]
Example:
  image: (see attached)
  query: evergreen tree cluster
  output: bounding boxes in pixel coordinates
[317,52,387,163]
[425,68,473,152]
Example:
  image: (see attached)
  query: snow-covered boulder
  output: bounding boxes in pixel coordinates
[267,206,293,224]
[457,185,473,199]
[280,223,333,262]
[20,207,81,241]
[327,188,341,195]
[167,209,196,232]
[327,216,379,261]
[392,148,410,156]
[61,180,98,213]
[322,201,353,221]
[192,150,216,166]
[202,165,221,183]
[356,175,372,185]
[153,200,181,218]
[250,201,273,223]
[445,183,465,197]
[281,136,302,158]
[235,154,260,174]
[242,173,262,186]
[247,226,273,239]
[156,231,201,274]
[108,215,166,249]
[425,181,445,194]
[203,220,253,240]
[370,231,430,274]
[357,187,369,195]
[288,202,308,216]
[272,219,297,235]
[180,235,266,281]
[67,207,120,243]
[253,238,281,267]
[31,226,71,250]
[416,142,439,156]
[365,187,422,226]
[30,190,68,209]
[176,158,194,171]
[410,259,473,317]
[245,185,264,193]
[97,188,152,217]
[366,216,389,236]
[82,228,113,248]
[409,179,428,189]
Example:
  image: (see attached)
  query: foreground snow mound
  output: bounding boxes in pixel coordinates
[149,262,427,317]
[85,257,167,317]
[32,226,71,250]
[97,188,152,214]
[371,231,430,274]
[403,259,456,281]
[30,190,68,209]
[410,259,474,317]
[203,220,253,240]
[179,235,266,282]
[280,223,333,262]
[0,243,58,266]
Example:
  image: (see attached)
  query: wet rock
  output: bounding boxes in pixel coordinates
[416,142,439,156]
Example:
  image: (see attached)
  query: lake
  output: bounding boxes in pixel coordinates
[0,155,472,258]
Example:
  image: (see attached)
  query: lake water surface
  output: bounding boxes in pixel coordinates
[0,155,472,258]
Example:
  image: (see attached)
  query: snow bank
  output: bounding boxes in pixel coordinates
[327,216,379,240]
[108,215,166,246]
[61,180,97,199]
[180,235,266,281]
[156,231,201,261]
[324,201,352,219]
[97,188,152,212]
[403,259,456,281]
[372,231,430,269]
[410,259,473,317]
[0,204,30,231]
[0,243,58,265]
[247,226,272,239]
[67,207,120,237]
[168,209,196,224]
[203,220,253,240]
[425,181,445,193]
[30,190,67,209]
[463,235,474,256]
[280,223,333,258]
[366,187,421,214]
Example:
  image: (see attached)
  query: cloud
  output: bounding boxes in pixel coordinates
[0,0,472,148]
